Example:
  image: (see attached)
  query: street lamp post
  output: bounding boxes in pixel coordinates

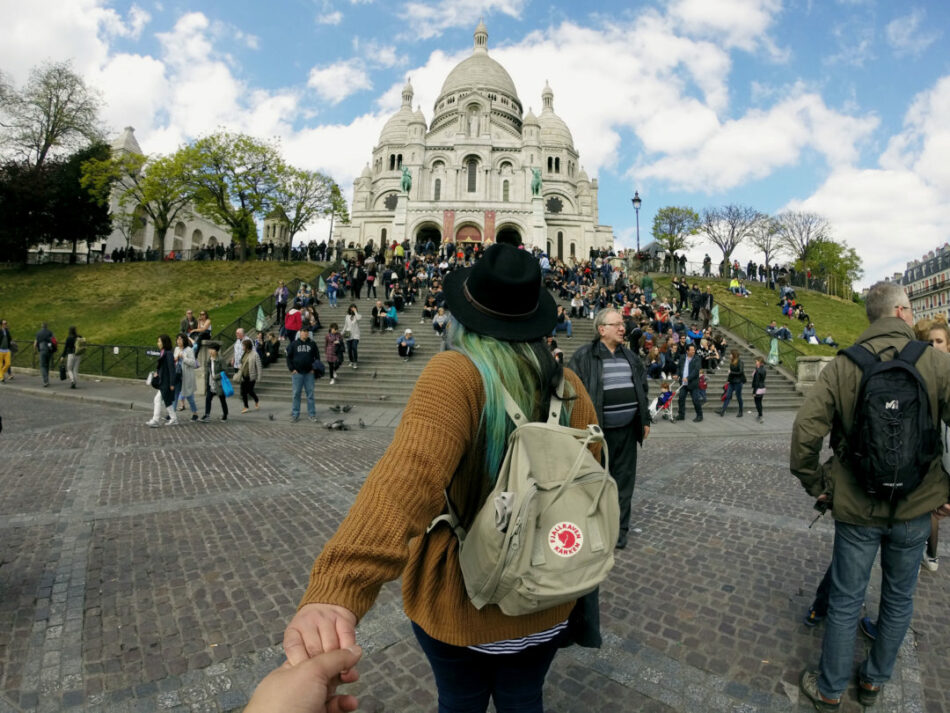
[631,191,642,254]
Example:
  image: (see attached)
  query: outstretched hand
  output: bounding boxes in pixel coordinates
[245,645,362,713]
[284,603,358,665]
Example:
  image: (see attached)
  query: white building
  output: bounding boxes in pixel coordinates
[902,244,950,321]
[104,127,232,256]
[335,21,614,261]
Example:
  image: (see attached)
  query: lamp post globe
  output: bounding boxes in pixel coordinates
[631,191,642,254]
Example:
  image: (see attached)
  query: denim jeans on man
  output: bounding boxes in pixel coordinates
[291,371,315,419]
[411,622,561,713]
[817,513,931,699]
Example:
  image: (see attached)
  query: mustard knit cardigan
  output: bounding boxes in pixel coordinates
[301,350,600,646]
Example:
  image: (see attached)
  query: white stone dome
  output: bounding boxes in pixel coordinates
[439,54,520,101]
[538,81,573,147]
[378,80,416,145]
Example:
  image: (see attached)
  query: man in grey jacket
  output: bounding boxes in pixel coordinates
[569,308,650,550]
[791,281,950,711]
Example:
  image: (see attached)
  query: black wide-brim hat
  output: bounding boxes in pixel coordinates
[444,243,556,341]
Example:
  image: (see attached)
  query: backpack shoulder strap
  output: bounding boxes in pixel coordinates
[839,344,878,370]
[898,340,928,366]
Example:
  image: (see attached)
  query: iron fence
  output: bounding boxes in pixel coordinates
[712,301,804,376]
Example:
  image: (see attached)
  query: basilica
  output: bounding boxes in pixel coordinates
[335,21,614,261]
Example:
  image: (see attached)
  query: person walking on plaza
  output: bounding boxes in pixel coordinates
[568,307,650,550]
[63,326,83,389]
[200,342,228,422]
[718,350,746,417]
[325,324,343,385]
[792,281,950,711]
[675,343,703,422]
[238,338,262,413]
[751,356,766,423]
[922,319,950,572]
[283,243,600,713]
[174,334,200,420]
[342,304,361,370]
[147,334,178,427]
[33,322,55,387]
[287,325,317,422]
[0,319,13,383]
[231,328,247,375]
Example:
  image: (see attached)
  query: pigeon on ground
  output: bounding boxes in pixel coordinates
[358,418,366,428]
[378,395,389,401]
[268,414,275,421]
[329,404,342,412]
[342,404,353,412]
[326,419,344,429]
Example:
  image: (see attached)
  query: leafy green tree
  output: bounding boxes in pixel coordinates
[82,150,193,253]
[0,160,54,263]
[699,204,762,267]
[795,238,863,298]
[0,61,104,168]
[651,206,699,254]
[48,142,113,263]
[178,132,283,260]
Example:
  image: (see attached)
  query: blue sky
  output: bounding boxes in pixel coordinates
[3,0,950,284]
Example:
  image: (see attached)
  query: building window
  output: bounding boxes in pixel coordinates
[557,231,564,260]
[397,154,403,169]
[434,179,441,202]
[467,159,477,193]
[555,157,560,174]
[547,157,553,173]
[381,228,387,242]
[389,154,395,171]
[502,180,509,202]
[570,242,575,258]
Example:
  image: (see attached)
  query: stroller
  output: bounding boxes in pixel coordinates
[649,384,681,423]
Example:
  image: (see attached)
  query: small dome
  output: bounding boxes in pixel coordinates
[111,126,143,155]
[378,105,414,144]
[360,163,373,178]
[538,82,573,147]
[577,167,589,182]
[523,108,539,126]
[411,105,427,125]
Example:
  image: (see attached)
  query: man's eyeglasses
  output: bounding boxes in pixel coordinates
[602,322,625,328]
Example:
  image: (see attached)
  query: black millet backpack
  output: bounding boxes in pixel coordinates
[840,341,939,502]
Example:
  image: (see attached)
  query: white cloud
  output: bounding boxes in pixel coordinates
[352,38,407,68]
[400,0,528,40]
[825,21,875,67]
[317,11,343,25]
[308,59,373,105]
[667,0,788,60]
[886,9,940,58]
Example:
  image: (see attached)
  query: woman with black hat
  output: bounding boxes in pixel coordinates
[283,243,601,712]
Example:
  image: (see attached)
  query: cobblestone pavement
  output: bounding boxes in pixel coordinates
[1,383,949,713]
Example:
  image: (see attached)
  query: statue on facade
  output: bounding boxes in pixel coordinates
[401,166,412,193]
[531,168,542,196]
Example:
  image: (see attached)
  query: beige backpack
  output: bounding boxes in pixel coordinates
[428,381,618,616]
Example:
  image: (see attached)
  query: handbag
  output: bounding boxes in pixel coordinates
[147,371,160,389]
[219,371,234,398]
[755,387,766,396]
[342,329,352,340]
[59,359,67,381]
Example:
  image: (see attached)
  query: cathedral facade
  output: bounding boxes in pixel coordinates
[335,22,614,261]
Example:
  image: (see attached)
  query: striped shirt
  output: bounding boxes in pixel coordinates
[600,343,639,429]
[467,620,568,655]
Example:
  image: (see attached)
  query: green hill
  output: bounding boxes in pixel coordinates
[649,274,868,357]
[0,260,326,347]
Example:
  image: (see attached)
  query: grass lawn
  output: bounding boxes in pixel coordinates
[0,260,328,347]
[649,274,868,356]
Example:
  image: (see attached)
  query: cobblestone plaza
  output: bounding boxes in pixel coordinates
[1,386,949,712]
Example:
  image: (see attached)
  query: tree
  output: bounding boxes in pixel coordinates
[178,132,282,260]
[777,210,830,277]
[273,166,346,244]
[795,238,863,298]
[651,206,699,254]
[0,160,54,263]
[0,61,104,168]
[699,204,762,268]
[82,150,194,253]
[749,215,785,273]
[48,142,113,263]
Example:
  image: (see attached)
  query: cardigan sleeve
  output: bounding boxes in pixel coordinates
[300,351,480,618]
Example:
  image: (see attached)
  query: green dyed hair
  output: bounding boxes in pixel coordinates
[447,317,574,483]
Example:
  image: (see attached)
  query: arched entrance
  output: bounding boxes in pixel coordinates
[415,223,442,253]
[495,224,522,247]
[456,224,482,244]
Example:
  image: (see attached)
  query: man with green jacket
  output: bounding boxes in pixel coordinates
[791,281,950,711]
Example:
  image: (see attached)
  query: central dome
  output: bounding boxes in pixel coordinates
[436,21,520,103]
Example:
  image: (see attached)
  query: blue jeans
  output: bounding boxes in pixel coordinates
[552,321,572,338]
[721,382,743,412]
[327,288,337,307]
[291,371,315,418]
[818,514,931,698]
[411,622,561,713]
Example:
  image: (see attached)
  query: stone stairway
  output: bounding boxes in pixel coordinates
[250,294,804,412]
